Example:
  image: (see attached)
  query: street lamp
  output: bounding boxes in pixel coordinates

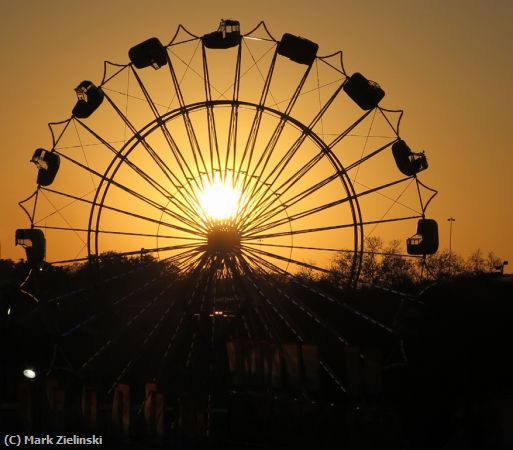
[447,217,455,274]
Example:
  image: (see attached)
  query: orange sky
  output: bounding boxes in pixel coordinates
[1,0,512,272]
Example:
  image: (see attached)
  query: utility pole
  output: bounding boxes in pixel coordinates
[448,217,455,274]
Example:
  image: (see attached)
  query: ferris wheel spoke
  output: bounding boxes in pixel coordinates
[244,241,348,253]
[34,225,204,242]
[354,178,421,216]
[241,252,349,391]
[53,148,207,233]
[327,109,375,150]
[174,249,210,273]
[244,240,418,259]
[229,280,254,339]
[155,258,213,381]
[79,274,181,374]
[242,105,372,226]
[243,255,354,349]
[240,258,304,343]
[243,37,281,112]
[247,197,350,236]
[237,66,314,225]
[127,66,209,219]
[74,118,203,227]
[344,140,398,174]
[232,257,278,340]
[237,83,345,223]
[241,64,313,194]
[158,249,212,270]
[100,94,208,224]
[168,45,228,101]
[242,169,338,232]
[267,78,344,110]
[239,152,325,230]
[47,255,92,265]
[129,66,163,119]
[241,245,331,277]
[166,52,211,183]
[50,243,204,265]
[62,264,173,338]
[349,109,377,183]
[142,245,206,267]
[243,253,349,376]
[242,214,422,242]
[105,268,203,393]
[128,66,200,184]
[107,298,176,396]
[164,40,201,114]
[215,41,274,101]
[234,46,278,186]
[201,45,223,177]
[245,175,414,236]
[41,186,205,237]
[241,151,324,228]
[100,242,203,259]
[224,43,242,181]
[154,120,214,223]
[243,223,355,241]
[242,134,401,234]
[101,95,199,214]
[47,254,175,305]
[242,246,395,335]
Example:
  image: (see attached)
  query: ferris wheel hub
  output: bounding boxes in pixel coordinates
[207,224,241,255]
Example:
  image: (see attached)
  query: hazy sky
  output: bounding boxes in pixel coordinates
[1,0,512,271]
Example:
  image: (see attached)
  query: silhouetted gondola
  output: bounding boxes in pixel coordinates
[407,219,439,255]
[343,72,385,110]
[392,140,428,176]
[277,33,318,65]
[31,149,60,186]
[15,229,46,266]
[72,81,104,118]
[129,37,167,69]
[202,19,241,49]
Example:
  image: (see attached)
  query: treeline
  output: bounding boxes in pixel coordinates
[0,241,507,297]
[327,237,507,290]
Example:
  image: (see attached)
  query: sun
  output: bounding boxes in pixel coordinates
[197,174,242,222]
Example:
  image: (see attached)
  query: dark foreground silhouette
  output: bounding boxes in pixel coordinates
[1,257,512,449]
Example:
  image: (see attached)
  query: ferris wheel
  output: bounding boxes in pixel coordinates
[15,20,438,399]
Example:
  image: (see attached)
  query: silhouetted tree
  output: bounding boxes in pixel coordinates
[361,236,383,284]
[485,251,502,272]
[467,248,486,274]
[423,249,466,280]
[330,239,507,289]
[380,240,416,288]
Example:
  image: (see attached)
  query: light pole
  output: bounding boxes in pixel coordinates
[448,217,455,274]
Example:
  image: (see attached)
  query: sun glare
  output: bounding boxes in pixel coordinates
[197,175,242,221]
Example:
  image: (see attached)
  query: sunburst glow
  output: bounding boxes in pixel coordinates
[197,174,242,221]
